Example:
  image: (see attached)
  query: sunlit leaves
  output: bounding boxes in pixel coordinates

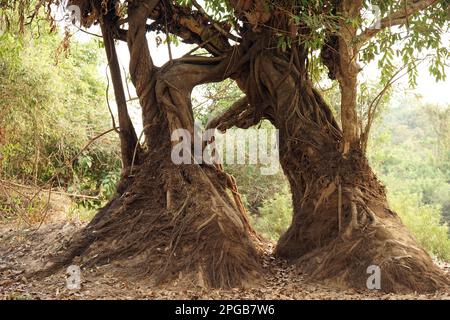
[360,0,449,86]
[0,24,121,191]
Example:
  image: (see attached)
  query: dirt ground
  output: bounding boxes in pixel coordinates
[1,216,450,300]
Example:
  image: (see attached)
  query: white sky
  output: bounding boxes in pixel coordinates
[411,64,450,105]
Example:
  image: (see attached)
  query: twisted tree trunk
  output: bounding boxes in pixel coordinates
[210,29,449,291]
[261,51,449,293]
[36,1,261,288]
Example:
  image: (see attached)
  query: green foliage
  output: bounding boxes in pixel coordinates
[0,23,121,205]
[251,187,292,241]
[67,201,99,222]
[0,189,50,224]
[225,160,287,213]
[360,1,449,86]
[389,192,450,261]
[193,79,243,126]
[369,101,450,215]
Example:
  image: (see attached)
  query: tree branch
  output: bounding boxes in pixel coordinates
[101,15,142,168]
[206,97,260,132]
[357,0,439,45]
[148,2,232,56]
[191,0,242,43]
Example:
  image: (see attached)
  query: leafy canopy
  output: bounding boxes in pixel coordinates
[174,0,449,86]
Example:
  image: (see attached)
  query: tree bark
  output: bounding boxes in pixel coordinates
[254,48,449,293]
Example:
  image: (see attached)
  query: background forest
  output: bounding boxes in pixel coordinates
[1,24,449,260]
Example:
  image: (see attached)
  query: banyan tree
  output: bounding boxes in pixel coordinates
[6,0,449,292]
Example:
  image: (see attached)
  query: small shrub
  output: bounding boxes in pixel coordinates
[389,191,450,261]
[251,189,293,241]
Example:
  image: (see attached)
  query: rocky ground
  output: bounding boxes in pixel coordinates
[1,216,449,300]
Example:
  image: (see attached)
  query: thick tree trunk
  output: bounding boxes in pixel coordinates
[210,36,449,291]
[35,1,261,288]
[276,123,450,292]
[252,52,449,293]
[338,75,359,148]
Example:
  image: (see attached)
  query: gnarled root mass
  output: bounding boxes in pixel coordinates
[276,148,450,293]
[37,148,262,288]
[296,214,450,293]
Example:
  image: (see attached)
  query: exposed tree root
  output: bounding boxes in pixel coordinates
[33,1,263,288]
[36,148,262,288]
[297,213,450,293]
[275,146,450,293]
